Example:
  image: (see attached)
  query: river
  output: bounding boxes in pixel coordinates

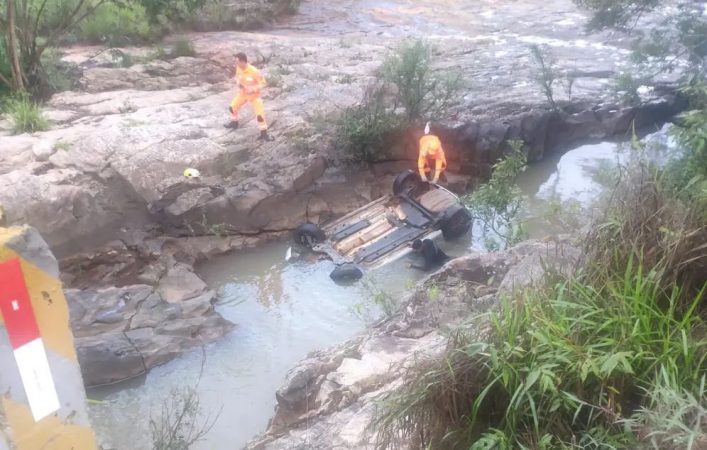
[87,137,651,449]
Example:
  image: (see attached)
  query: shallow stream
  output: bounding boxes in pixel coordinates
[88,138,645,449]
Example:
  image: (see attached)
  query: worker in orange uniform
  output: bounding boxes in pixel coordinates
[225,52,272,141]
[418,122,447,183]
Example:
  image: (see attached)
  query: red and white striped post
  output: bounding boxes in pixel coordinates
[0,257,61,421]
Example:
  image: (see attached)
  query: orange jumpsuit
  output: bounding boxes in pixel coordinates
[230,63,267,131]
[418,134,447,182]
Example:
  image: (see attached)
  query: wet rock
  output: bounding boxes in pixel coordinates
[63,237,238,386]
[67,281,234,386]
[74,333,146,386]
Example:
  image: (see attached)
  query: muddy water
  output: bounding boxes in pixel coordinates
[87,140,631,449]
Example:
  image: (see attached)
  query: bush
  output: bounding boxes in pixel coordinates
[380,39,464,121]
[3,96,49,134]
[78,2,157,46]
[336,39,464,164]
[529,44,559,111]
[464,141,528,251]
[335,83,401,164]
[665,82,707,219]
[171,37,196,58]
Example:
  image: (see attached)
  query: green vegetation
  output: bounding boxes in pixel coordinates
[336,39,464,164]
[529,44,559,112]
[371,5,707,441]
[379,39,464,122]
[351,281,399,323]
[665,82,707,219]
[2,95,49,133]
[0,0,299,97]
[374,150,707,448]
[171,36,196,58]
[335,83,401,164]
[464,141,528,251]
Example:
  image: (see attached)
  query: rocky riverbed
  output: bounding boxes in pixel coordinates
[246,237,581,448]
[0,0,686,385]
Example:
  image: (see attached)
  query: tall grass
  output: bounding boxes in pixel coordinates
[469,263,705,449]
[3,96,49,134]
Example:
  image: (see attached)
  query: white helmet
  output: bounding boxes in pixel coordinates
[424,121,431,135]
[183,168,201,178]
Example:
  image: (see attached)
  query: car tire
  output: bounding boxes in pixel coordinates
[330,263,363,282]
[293,223,325,248]
[439,205,472,240]
[393,170,423,196]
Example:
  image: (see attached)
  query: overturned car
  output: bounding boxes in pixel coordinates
[290,170,472,282]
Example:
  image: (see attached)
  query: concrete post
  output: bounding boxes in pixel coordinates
[0,226,96,450]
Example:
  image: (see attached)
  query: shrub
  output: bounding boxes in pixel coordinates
[150,386,220,450]
[3,96,49,134]
[464,141,528,250]
[380,39,464,121]
[335,83,401,164]
[78,2,156,46]
[171,37,196,58]
[529,44,560,111]
[336,39,464,164]
[664,82,707,219]
[39,48,78,94]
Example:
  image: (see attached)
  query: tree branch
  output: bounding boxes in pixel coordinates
[37,0,108,56]
[0,71,13,88]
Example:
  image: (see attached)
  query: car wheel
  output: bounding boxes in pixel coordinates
[330,263,363,283]
[393,170,423,196]
[293,223,325,248]
[439,205,472,240]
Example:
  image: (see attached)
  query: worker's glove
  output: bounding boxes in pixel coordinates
[421,175,429,182]
[432,177,439,183]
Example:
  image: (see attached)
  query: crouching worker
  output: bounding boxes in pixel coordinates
[225,52,272,141]
[408,238,449,271]
[418,121,447,183]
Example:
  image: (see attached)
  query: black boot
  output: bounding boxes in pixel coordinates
[258,130,273,141]
[223,120,239,129]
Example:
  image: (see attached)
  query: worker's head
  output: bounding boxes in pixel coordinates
[424,121,431,135]
[412,239,423,251]
[236,52,248,69]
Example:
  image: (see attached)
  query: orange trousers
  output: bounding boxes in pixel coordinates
[230,91,267,131]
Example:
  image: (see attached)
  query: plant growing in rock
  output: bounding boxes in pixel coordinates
[336,39,463,165]
[171,37,196,58]
[351,280,398,323]
[2,94,49,133]
[380,39,464,121]
[335,83,401,164]
[464,140,528,251]
[529,44,559,112]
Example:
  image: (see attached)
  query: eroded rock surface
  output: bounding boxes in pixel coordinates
[0,0,684,258]
[247,238,580,449]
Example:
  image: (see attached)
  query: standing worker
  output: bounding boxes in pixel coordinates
[418,122,447,183]
[225,52,272,141]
